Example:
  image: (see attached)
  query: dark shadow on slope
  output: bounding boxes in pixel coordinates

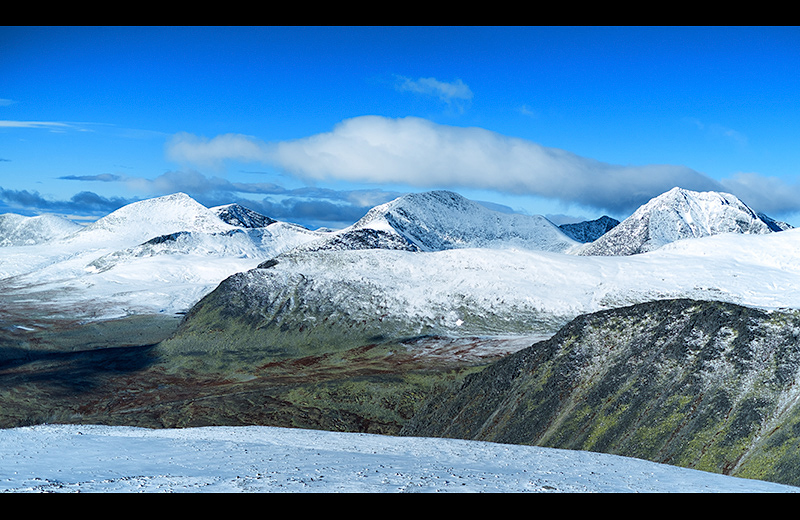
[0,344,159,393]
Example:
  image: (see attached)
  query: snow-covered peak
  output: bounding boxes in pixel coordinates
[211,203,277,229]
[345,190,579,253]
[578,187,777,256]
[64,193,236,247]
[0,213,82,247]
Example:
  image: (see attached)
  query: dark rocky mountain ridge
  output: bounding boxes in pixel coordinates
[558,215,619,243]
[400,298,800,486]
[212,203,278,229]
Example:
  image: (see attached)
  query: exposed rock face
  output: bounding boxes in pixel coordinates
[558,216,619,243]
[286,228,420,254]
[757,212,794,232]
[400,298,800,487]
[212,203,277,229]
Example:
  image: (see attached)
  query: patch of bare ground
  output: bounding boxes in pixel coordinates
[0,316,531,434]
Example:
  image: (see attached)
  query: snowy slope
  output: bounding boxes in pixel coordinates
[0,424,794,493]
[0,193,326,319]
[0,213,82,247]
[61,192,238,248]
[578,187,778,256]
[298,190,581,253]
[218,227,800,342]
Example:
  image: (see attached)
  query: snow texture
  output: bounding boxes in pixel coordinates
[0,213,82,247]
[0,424,794,493]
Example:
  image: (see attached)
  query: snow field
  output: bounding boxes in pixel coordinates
[0,424,795,493]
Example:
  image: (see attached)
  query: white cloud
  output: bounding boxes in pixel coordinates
[716,125,748,146]
[267,116,722,213]
[0,120,97,134]
[0,120,73,129]
[395,76,473,112]
[518,105,538,117]
[396,76,474,102]
[165,132,272,169]
[166,116,800,216]
[684,117,748,146]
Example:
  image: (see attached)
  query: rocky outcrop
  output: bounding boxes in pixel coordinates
[558,215,619,243]
[211,203,277,229]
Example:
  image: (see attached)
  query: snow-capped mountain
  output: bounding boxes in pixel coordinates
[577,187,780,256]
[292,190,581,254]
[61,192,238,247]
[0,213,82,247]
[558,215,619,243]
[0,193,326,319]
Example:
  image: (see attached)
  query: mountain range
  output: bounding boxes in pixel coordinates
[3,186,789,324]
[160,188,800,360]
[3,185,800,488]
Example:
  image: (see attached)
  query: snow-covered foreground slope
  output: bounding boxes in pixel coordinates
[0,424,794,493]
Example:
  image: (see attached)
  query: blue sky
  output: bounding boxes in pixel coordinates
[2,26,800,229]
